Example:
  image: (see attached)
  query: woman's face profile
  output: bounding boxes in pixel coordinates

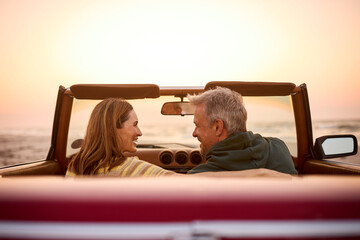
[116,109,142,153]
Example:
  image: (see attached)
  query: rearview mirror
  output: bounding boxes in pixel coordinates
[314,135,358,160]
[161,102,195,115]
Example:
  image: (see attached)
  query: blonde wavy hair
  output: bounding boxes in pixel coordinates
[187,87,247,135]
[67,98,133,175]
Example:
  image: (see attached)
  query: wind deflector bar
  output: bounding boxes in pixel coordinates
[46,85,66,161]
[70,84,160,100]
[205,81,296,96]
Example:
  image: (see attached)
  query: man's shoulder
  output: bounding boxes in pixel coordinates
[263,136,288,147]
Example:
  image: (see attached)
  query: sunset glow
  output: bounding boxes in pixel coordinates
[0,0,360,127]
[55,1,283,83]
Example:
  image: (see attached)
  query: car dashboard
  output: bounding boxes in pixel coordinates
[125,143,204,173]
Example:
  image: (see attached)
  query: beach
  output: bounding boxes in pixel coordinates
[1,120,359,168]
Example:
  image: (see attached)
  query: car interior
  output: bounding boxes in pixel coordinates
[0,82,359,177]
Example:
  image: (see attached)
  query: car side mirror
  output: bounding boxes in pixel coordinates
[161,102,195,115]
[314,135,358,160]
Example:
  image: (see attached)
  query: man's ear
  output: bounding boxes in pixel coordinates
[214,119,224,137]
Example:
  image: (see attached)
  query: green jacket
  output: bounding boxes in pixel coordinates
[188,131,298,175]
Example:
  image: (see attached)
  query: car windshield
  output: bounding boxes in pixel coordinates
[66,95,297,158]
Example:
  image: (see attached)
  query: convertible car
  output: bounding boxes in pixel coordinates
[1,81,359,240]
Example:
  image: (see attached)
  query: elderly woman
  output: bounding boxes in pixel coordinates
[67,98,289,178]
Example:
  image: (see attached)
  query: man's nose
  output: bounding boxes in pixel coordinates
[137,128,142,136]
[192,128,197,138]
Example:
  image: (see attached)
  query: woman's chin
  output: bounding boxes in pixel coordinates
[129,147,137,153]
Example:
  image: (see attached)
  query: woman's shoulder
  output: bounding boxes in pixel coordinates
[107,156,174,177]
[124,156,141,163]
[65,170,77,177]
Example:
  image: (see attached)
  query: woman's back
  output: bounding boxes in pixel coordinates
[66,156,174,177]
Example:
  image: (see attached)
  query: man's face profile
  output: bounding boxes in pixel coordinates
[192,103,218,155]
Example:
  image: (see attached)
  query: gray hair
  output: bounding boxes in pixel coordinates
[187,87,247,134]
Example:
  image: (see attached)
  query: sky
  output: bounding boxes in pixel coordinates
[0,0,360,128]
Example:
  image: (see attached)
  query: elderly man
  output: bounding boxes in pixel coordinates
[187,87,298,175]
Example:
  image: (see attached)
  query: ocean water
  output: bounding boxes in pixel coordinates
[0,128,51,167]
[0,120,359,168]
